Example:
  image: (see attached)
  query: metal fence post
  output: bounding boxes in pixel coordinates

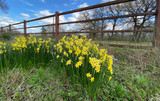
[55,11,59,42]
[155,0,160,48]
[24,20,27,37]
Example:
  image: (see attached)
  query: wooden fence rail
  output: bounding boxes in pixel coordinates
[0,0,160,49]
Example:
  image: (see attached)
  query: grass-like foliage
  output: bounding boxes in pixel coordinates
[54,35,113,99]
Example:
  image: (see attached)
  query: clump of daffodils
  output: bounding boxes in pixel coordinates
[0,42,6,54]
[54,34,113,98]
[0,35,53,70]
[11,35,51,53]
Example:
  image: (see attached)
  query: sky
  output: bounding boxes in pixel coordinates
[0,0,113,32]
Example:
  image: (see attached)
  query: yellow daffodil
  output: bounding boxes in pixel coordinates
[57,55,59,59]
[66,60,71,65]
[79,56,83,61]
[0,50,3,54]
[95,67,100,73]
[37,48,40,53]
[69,49,72,54]
[90,77,95,82]
[75,61,82,68]
[86,73,91,78]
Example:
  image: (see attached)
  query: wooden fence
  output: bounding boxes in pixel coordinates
[0,0,160,49]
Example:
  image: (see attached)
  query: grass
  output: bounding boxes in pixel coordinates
[94,40,152,46]
[106,47,160,100]
[0,35,159,100]
[0,66,64,100]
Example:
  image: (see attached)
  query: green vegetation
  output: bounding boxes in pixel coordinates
[0,66,66,100]
[105,47,160,100]
[54,35,113,99]
[0,35,159,100]
[0,31,12,41]
[94,40,152,46]
[0,35,54,71]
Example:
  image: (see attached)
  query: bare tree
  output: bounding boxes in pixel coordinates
[94,7,107,40]
[0,0,8,13]
[76,11,91,31]
[77,8,107,40]
[106,4,124,40]
[121,0,156,42]
[75,0,155,42]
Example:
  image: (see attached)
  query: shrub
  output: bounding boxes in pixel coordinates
[54,34,113,99]
[0,31,11,41]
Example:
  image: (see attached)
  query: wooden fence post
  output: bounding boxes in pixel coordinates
[155,0,160,48]
[53,17,55,37]
[9,24,11,32]
[1,27,3,33]
[55,11,59,42]
[24,20,27,37]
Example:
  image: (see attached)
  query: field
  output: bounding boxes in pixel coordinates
[0,35,159,101]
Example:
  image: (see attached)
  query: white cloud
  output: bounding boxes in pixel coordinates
[34,10,77,32]
[64,3,68,6]
[34,10,67,25]
[64,12,81,31]
[34,10,52,17]
[0,15,41,33]
[24,1,33,6]
[0,14,49,33]
[19,0,33,6]
[26,9,36,13]
[0,15,18,27]
[41,0,45,2]
[27,27,41,33]
[68,12,80,21]
[21,13,30,19]
[39,18,53,24]
[60,15,67,23]
[0,15,25,33]
[78,3,88,8]
[34,10,53,25]
[63,24,77,31]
